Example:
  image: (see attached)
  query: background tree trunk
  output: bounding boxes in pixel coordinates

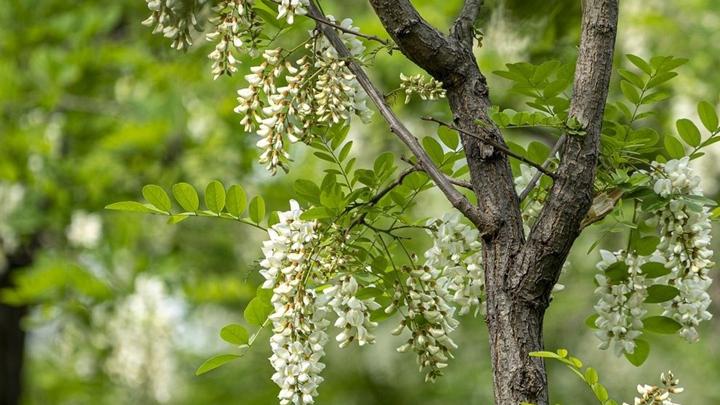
[0,246,34,405]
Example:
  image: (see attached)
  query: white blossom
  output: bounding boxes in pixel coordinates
[259,200,329,404]
[399,73,446,104]
[142,0,201,50]
[276,0,308,25]
[623,371,684,405]
[206,0,252,79]
[424,211,484,316]
[66,210,103,249]
[514,163,542,234]
[324,275,380,348]
[593,250,649,356]
[0,182,24,272]
[650,158,714,342]
[393,265,460,383]
[104,276,182,403]
[234,17,372,174]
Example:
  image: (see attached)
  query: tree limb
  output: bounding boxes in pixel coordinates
[518,135,566,201]
[516,0,619,301]
[451,0,483,48]
[306,1,490,233]
[422,116,556,179]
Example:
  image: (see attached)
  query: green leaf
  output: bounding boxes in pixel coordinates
[643,316,682,334]
[220,324,249,346]
[620,81,641,104]
[300,206,332,220]
[698,101,719,132]
[248,196,266,224]
[640,262,671,278]
[422,136,444,163]
[645,285,680,303]
[633,236,659,256]
[676,119,701,147]
[584,367,599,385]
[205,181,226,214]
[585,314,599,329]
[529,351,563,359]
[105,201,158,213]
[592,383,609,402]
[663,135,685,158]
[624,339,649,366]
[438,126,459,150]
[226,185,247,217]
[172,183,199,212]
[195,354,242,376]
[294,180,321,204]
[604,261,629,282]
[244,294,272,326]
[626,54,652,75]
[142,184,172,212]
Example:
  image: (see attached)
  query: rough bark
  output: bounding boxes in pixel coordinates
[1,245,35,405]
[319,0,617,403]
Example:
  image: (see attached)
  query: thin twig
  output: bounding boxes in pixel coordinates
[303,11,398,49]
[518,135,566,201]
[306,1,490,233]
[421,116,556,179]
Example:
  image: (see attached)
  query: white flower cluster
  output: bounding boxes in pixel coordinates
[514,163,542,234]
[277,0,309,25]
[141,0,201,50]
[424,212,484,316]
[393,265,460,383]
[325,275,380,347]
[593,250,649,356]
[399,73,446,104]
[624,371,684,405]
[235,17,371,174]
[104,276,181,403]
[66,210,103,249]
[0,182,24,272]
[206,0,262,79]
[260,200,329,405]
[650,157,714,342]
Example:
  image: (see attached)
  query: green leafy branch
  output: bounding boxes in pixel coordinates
[105,181,267,230]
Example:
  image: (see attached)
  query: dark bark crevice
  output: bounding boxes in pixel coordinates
[1,243,36,405]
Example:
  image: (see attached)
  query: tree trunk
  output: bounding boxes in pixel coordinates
[326,1,617,403]
[1,245,35,405]
[0,298,27,405]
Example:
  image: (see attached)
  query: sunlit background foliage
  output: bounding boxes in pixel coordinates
[1,0,719,404]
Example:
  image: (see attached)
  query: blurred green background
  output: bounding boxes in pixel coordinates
[1,0,718,404]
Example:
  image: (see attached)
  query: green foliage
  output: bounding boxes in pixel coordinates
[530,349,618,405]
[107,180,268,229]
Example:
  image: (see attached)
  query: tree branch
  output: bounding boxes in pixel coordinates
[516,0,619,301]
[451,0,483,47]
[303,12,397,48]
[518,135,566,201]
[306,1,490,233]
[422,116,556,179]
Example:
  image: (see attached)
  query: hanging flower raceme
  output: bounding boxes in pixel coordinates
[277,0,309,25]
[623,371,684,405]
[142,0,201,50]
[259,200,329,405]
[104,276,181,403]
[206,0,261,79]
[234,17,372,174]
[324,275,381,348]
[593,250,649,356]
[399,73,446,104]
[393,265,460,383]
[424,212,484,316]
[650,157,714,342]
